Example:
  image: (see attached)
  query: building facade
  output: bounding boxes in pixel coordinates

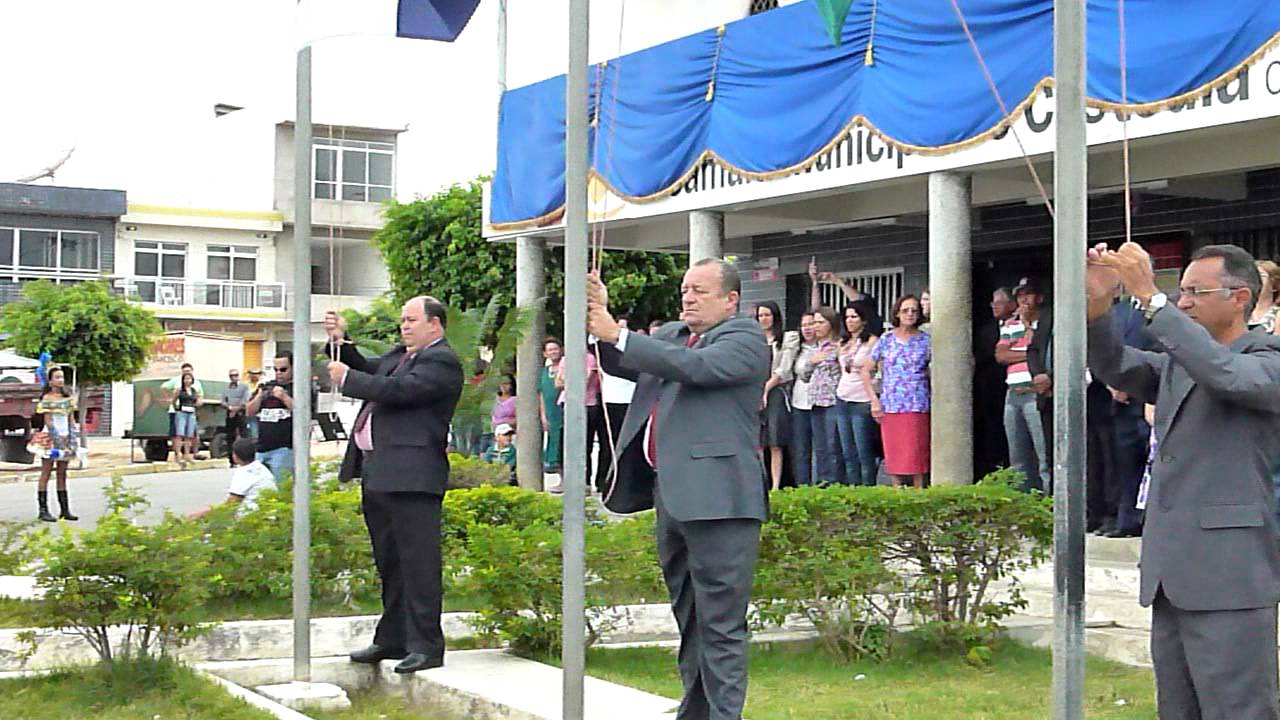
[0,182,127,435]
[485,0,1280,485]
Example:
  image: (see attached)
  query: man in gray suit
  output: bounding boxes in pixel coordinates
[587,258,769,720]
[1086,241,1280,719]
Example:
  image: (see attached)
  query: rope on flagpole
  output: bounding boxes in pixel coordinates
[947,0,1055,219]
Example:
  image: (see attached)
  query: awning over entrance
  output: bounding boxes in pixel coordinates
[491,0,1280,230]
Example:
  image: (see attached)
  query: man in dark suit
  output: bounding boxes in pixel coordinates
[973,287,1015,479]
[1026,292,1116,523]
[1087,242,1280,719]
[326,296,463,674]
[1106,297,1153,537]
[587,258,770,720]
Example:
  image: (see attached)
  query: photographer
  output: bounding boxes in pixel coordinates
[245,350,295,482]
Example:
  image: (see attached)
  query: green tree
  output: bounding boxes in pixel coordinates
[372,179,685,337]
[0,281,162,438]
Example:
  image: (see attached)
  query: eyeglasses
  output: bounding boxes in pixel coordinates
[273,366,290,372]
[1178,286,1241,299]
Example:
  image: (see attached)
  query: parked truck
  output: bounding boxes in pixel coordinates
[124,378,229,462]
[0,363,106,464]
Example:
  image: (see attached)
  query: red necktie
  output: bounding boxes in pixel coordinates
[646,333,698,469]
[352,351,414,434]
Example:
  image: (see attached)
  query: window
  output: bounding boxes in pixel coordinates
[0,228,99,272]
[313,139,394,202]
[133,241,186,303]
[204,245,258,308]
[0,229,12,269]
[818,267,905,323]
[59,232,99,270]
[18,230,57,268]
[207,244,257,282]
[749,0,779,14]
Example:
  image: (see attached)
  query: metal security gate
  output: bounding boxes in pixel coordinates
[818,266,904,321]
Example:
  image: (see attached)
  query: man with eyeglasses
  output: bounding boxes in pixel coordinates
[1087,241,1280,719]
[221,369,250,467]
[245,350,296,482]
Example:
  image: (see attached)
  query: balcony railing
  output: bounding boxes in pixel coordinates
[112,277,287,312]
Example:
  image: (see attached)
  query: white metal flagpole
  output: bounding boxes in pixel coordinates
[1051,0,1087,716]
[562,0,590,717]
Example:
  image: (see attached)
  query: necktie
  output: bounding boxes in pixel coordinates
[352,350,414,434]
[646,333,698,469]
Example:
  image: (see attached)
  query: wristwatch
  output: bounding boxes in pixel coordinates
[1139,292,1168,322]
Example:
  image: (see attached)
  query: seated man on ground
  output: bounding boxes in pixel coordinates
[186,438,278,520]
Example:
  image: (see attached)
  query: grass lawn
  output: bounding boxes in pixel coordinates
[583,637,1156,720]
[0,656,276,720]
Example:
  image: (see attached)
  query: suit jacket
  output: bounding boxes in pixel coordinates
[596,314,771,522]
[1088,305,1280,610]
[336,339,464,494]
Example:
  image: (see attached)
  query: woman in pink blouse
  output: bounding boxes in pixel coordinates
[836,300,882,486]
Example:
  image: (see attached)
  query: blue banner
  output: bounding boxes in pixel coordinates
[491,0,1280,229]
[396,0,481,42]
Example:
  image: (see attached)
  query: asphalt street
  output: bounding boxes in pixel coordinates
[0,467,235,528]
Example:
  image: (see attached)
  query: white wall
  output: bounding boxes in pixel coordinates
[184,335,246,382]
[505,0,752,89]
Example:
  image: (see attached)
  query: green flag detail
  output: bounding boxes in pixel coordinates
[814,0,856,46]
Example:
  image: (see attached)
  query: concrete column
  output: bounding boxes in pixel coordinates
[688,210,724,265]
[515,235,546,490]
[927,171,974,485]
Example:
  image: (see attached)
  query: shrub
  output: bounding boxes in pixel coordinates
[753,478,1052,661]
[448,452,516,490]
[29,477,213,665]
[754,487,905,661]
[448,488,657,657]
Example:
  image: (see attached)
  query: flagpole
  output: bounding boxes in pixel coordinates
[1051,0,1087,716]
[562,0,589,717]
[292,35,314,685]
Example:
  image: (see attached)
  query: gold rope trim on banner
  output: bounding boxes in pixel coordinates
[864,0,879,67]
[487,29,1280,232]
[706,25,726,102]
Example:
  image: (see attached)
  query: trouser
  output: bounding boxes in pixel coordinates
[543,404,564,470]
[1151,589,1279,720]
[363,489,445,658]
[809,405,842,485]
[835,399,879,486]
[596,402,629,492]
[655,492,761,720]
[1042,387,1118,522]
[1111,406,1149,532]
[973,373,1010,479]
[225,413,247,465]
[790,409,814,485]
[256,446,294,483]
[584,404,607,492]
[1004,389,1048,492]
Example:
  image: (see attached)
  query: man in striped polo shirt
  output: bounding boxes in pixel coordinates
[996,279,1049,492]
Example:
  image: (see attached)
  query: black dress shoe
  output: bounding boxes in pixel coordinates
[394,653,444,674]
[1106,527,1141,539]
[349,644,408,664]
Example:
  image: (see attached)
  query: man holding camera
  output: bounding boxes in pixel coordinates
[245,350,295,482]
[326,298,463,674]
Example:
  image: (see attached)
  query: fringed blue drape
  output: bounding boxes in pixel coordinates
[491,0,1280,229]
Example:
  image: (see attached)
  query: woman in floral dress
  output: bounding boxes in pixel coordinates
[865,294,932,488]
